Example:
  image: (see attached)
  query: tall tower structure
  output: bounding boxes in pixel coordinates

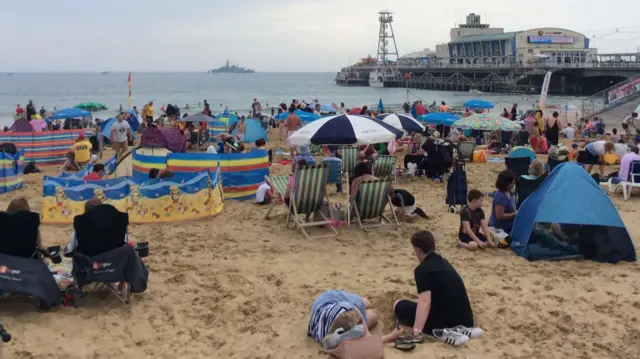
[377,11,399,63]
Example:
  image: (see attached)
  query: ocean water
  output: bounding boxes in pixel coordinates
[0,72,582,126]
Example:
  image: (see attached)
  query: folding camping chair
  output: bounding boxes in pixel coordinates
[547,157,568,173]
[515,174,547,209]
[340,146,359,180]
[322,158,343,193]
[606,160,640,200]
[285,165,338,239]
[0,211,62,309]
[264,175,290,219]
[348,179,399,231]
[456,141,475,170]
[505,157,532,177]
[374,155,397,181]
[72,204,132,304]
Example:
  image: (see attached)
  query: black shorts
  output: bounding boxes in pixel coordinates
[394,300,473,335]
[459,232,487,244]
[577,150,600,165]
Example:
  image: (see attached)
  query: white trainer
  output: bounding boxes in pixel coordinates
[452,325,483,339]
[432,328,469,347]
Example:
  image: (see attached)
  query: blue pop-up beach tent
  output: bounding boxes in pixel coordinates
[275,110,320,122]
[511,163,636,263]
[231,119,267,143]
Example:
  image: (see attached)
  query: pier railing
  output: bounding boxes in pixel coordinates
[581,75,640,118]
[349,62,640,71]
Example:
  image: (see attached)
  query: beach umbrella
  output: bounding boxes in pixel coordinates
[417,112,461,126]
[182,113,215,122]
[463,100,494,109]
[48,108,91,122]
[287,114,403,146]
[375,113,424,134]
[74,102,108,112]
[452,113,521,131]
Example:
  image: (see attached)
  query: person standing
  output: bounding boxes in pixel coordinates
[26,100,36,120]
[622,112,637,141]
[510,104,518,121]
[110,113,132,161]
[15,104,24,117]
[39,106,46,117]
[143,101,154,125]
[394,230,479,346]
[285,107,302,160]
[546,111,560,146]
[252,98,262,120]
[236,116,246,142]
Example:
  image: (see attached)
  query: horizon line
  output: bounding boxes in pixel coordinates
[2,70,336,74]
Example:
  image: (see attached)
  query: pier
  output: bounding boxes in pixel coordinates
[335,61,640,95]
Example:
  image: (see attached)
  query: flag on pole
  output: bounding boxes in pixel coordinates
[539,71,552,110]
[127,71,132,105]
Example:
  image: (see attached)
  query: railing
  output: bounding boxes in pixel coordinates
[581,75,640,118]
[346,62,640,71]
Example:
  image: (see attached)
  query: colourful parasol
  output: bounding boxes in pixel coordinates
[452,112,521,131]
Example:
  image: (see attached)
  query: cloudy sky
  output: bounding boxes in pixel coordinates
[2,0,639,72]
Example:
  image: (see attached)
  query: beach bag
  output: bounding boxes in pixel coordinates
[473,150,487,163]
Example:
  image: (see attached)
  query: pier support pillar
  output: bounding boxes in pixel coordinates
[561,76,567,95]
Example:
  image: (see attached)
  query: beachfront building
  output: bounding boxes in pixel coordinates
[434,14,596,66]
[398,48,438,67]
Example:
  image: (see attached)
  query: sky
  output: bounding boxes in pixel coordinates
[1,0,639,72]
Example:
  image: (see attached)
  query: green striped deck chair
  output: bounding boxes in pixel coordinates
[374,155,397,181]
[340,146,359,179]
[309,144,323,155]
[264,175,289,220]
[287,165,338,239]
[349,179,398,231]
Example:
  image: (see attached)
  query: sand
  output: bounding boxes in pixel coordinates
[1,149,639,359]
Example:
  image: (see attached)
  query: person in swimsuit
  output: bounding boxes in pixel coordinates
[285,107,302,160]
[236,116,246,142]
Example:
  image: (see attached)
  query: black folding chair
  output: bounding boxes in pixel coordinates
[72,204,131,303]
[516,174,547,209]
[0,211,43,259]
[456,141,475,170]
[505,157,532,177]
[547,157,569,173]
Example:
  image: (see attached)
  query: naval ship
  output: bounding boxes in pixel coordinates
[208,60,255,74]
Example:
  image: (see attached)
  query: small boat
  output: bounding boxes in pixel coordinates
[6,72,15,76]
[469,89,484,94]
[100,71,109,74]
[368,69,384,88]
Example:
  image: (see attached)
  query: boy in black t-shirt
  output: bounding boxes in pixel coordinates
[459,189,493,251]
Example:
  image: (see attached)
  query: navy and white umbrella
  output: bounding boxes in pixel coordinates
[375,113,424,134]
[288,114,403,146]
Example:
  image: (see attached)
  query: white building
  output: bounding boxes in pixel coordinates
[430,14,596,65]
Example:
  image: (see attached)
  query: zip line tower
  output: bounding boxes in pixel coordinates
[376,11,399,64]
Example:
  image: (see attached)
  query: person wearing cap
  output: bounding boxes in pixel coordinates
[71,133,92,165]
[291,145,315,173]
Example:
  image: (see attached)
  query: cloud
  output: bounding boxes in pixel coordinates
[1,0,638,72]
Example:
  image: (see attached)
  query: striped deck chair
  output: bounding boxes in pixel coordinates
[264,175,289,220]
[348,179,399,231]
[340,146,359,179]
[287,165,338,239]
[374,155,397,181]
[309,144,323,155]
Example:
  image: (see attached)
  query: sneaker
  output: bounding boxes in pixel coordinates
[432,328,469,347]
[452,325,483,339]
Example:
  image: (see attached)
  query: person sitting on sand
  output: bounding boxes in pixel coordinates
[389,188,428,223]
[214,133,243,154]
[459,190,493,251]
[60,151,80,172]
[309,289,404,358]
[159,170,174,179]
[256,181,274,205]
[489,170,518,233]
[82,164,105,181]
[394,230,481,347]
[71,133,93,166]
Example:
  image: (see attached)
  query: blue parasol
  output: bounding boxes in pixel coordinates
[463,100,495,109]
[275,109,320,122]
[417,113,461,126]
[377,98,384,112]
[48,108,91,122]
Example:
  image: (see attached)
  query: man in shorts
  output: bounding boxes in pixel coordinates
[110,113,132,161]
[622,112,637,141]
[285,107,301,160]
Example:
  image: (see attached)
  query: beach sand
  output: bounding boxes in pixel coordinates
[1,149,639,359]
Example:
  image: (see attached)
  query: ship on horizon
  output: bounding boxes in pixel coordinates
[208,60,255,74]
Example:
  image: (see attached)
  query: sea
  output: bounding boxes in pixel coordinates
[0,72,583,126]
